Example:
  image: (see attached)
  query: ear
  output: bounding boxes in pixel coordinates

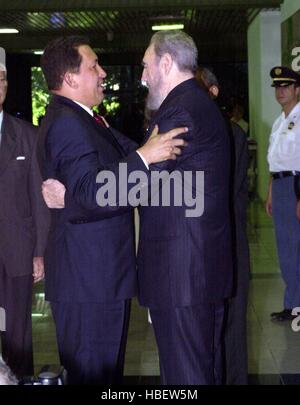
[63,72,78,89]
[209,85,219,98]
[296,86,300,97]
[160,53,173,75]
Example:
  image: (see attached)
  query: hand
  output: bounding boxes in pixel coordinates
[42,179,66,208]
[33,257,44,283]
[265,195,272,217]
[265,180,272,217]
[137,125,188,165]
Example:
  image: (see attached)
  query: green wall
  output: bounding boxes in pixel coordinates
[247,11,281,203]
[281,7,300,70]
[281,0,300,22]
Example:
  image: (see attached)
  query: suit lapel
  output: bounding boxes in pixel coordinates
[54,96,126,157]
[0,113,17,176]
[92,119,126,156]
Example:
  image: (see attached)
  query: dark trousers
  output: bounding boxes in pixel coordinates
[51,299,131,385]
[150,301,225,385]
[0,261,33,378]
[224,290,248,385]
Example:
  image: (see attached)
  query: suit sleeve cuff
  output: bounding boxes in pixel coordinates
[136,151,149,170]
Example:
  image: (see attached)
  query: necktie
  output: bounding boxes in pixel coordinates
[93,111,106,128]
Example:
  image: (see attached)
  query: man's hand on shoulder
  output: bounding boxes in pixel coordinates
[137,125,188,165]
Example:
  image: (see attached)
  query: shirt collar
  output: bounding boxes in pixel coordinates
[0,110,3,130]
[282,101,300,120]
[72,100,94,117]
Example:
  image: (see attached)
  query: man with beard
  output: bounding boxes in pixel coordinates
[42,32,232,384]
[136,30,232,385]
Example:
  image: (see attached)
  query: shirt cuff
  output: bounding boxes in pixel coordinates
[136,151,149,170]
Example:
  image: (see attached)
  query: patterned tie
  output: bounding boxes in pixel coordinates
[93,111,106,128]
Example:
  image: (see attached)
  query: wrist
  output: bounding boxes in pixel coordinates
[137,147,151,166]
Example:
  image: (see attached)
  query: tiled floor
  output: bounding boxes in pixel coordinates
[30,201,300,384]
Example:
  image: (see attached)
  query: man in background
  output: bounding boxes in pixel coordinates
[0,48,49,378]
[196,66,250,385]
[230,100,249,136]
[266,66,300,322]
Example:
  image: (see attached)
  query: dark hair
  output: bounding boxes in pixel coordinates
[41,36,90,91]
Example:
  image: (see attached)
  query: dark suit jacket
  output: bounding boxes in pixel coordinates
[231,122,250,293]
[0,112,49,277]
[137,78,233,308]
[220,113,250,295]
[37,95,145,303]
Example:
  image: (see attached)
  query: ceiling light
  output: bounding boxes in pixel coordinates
[33,50,43,55]
[152,24,184,31]
[0,28,19,34]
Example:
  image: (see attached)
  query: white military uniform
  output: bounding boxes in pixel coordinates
[268,101,300,172]
[267,101,300,310]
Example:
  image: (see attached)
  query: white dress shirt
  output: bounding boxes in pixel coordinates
[0,110,3,146]
[72,100,93,116]
[267,101,300,172]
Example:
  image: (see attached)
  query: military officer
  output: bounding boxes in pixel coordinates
[266,66,300,321]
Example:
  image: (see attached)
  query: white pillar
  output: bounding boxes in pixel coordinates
[247,11,281,202]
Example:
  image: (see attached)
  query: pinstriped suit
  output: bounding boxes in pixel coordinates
[137,79,233,384]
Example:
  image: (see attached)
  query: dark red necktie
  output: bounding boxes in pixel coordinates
[93,111,106,128]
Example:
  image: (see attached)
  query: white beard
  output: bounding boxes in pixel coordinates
[146,92,164,111]
[145,74,165,111]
